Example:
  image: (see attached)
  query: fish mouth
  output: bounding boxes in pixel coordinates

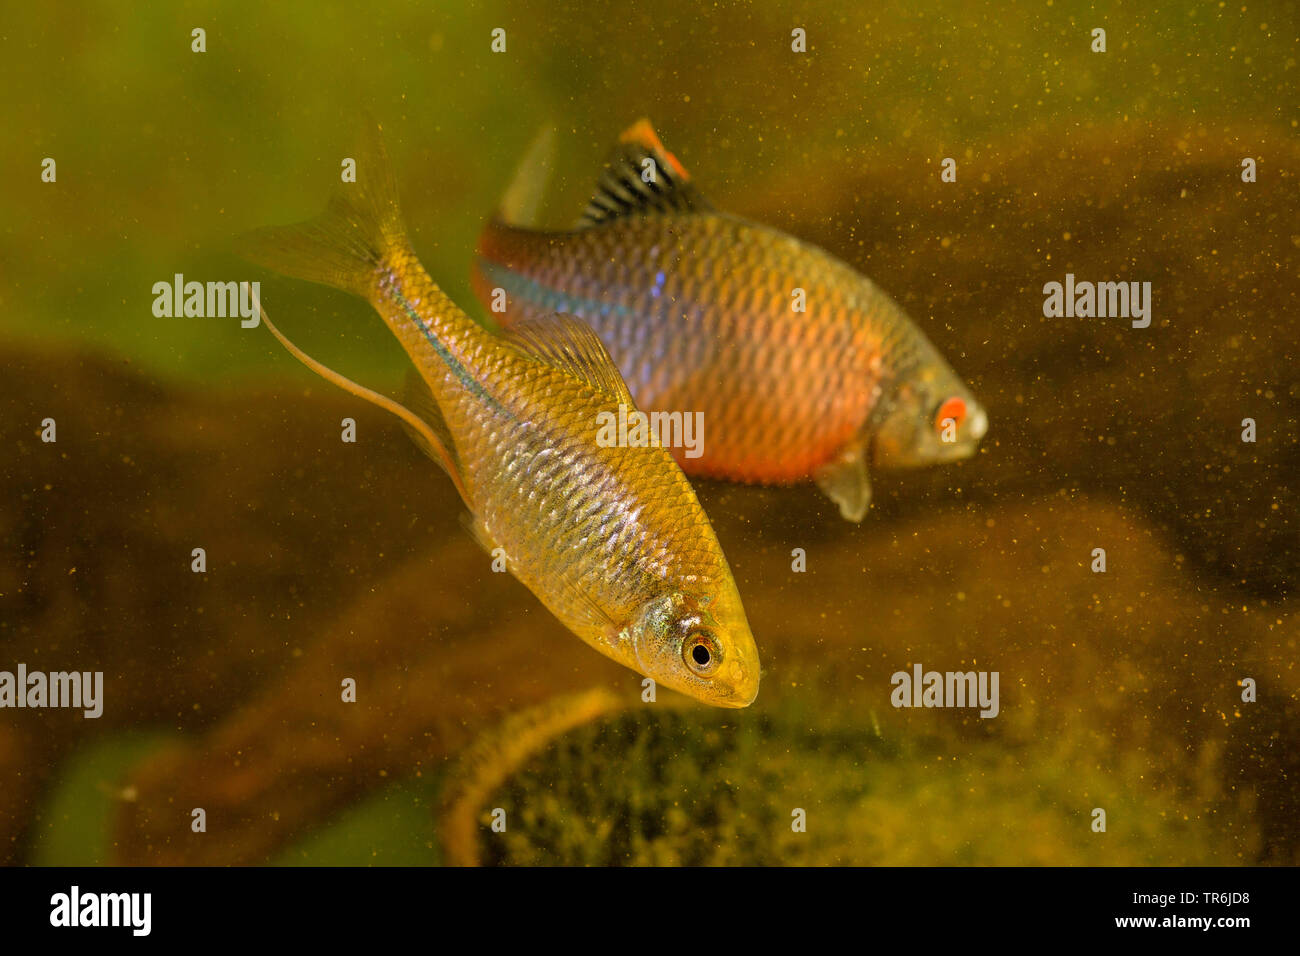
[933,405,988,462]
[713,650,761,707]
[927,445,979,468]
[690,675,758,709]
[716,680,759,708]
[713,695,754,709]
[872,403,989,468]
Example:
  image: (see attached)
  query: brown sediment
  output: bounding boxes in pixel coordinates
[107,491,1298,864]
[108,536,635,865]
[0,343,462,860]
[0,724,48,862]
[475,498,1299,864]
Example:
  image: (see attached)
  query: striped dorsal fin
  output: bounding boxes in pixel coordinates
[578,119,711,227]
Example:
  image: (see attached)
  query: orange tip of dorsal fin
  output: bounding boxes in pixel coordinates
[577,120,710,228]
[618,119,691,181]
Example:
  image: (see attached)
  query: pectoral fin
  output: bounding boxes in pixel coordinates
[814,447,873,522]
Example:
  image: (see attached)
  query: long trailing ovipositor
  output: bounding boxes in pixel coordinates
[474,120,989,521]
[239,121,759,708]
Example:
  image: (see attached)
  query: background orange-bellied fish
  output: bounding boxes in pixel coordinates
[239,122,760,708]
[473,120,989,521]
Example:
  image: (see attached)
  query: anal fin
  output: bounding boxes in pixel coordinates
[402,370,463,478]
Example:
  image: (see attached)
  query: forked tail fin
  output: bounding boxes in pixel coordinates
[240,118,407,299]
[235,122,469,505]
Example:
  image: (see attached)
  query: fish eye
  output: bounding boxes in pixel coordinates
[934,396,967,432]
[683,629,721,677]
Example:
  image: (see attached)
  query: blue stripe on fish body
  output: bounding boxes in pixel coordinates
[476,259,635,322]
[384,282,507,416]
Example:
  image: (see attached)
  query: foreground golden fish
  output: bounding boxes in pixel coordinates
[473,120,989,521]
[241,123,759,707]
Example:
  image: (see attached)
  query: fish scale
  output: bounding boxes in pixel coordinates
[479,212,882,481]
[439,335,723,632]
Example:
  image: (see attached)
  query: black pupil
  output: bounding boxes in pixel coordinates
[691,643,711,666]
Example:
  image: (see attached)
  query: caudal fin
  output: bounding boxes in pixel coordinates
[238,123,470,505]
[240,118,406,298]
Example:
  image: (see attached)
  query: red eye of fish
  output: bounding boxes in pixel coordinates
[935,397,967,431]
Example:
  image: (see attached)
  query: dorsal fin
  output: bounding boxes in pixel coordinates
[498,125,558,228]
[502,315,636,406]
[577,119,711,228]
